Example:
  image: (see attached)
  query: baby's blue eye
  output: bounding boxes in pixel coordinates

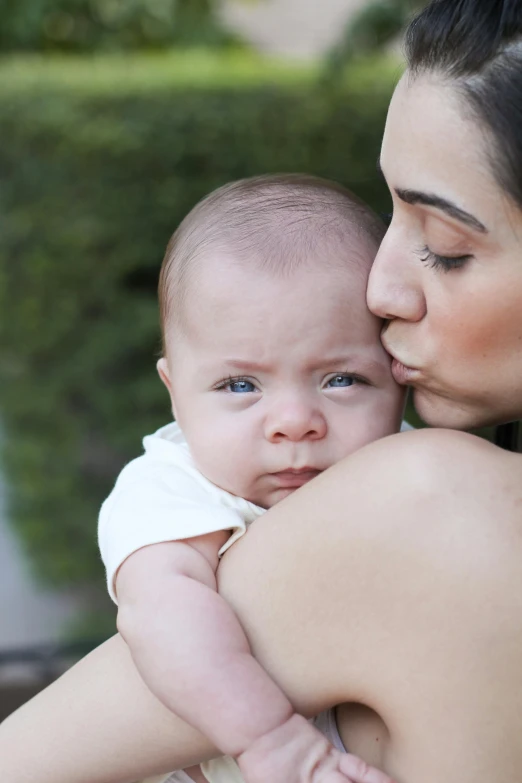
[228,379,256,393]
[327,375,355,388]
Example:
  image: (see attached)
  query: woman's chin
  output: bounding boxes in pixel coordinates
[412,388,497,431]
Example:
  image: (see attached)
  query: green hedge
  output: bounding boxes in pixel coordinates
[0,52,398,593]
[0,0,236,53]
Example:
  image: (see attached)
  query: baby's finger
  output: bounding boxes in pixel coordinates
[339,753,396,783]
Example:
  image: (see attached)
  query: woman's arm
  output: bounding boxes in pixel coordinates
[2,430,522,783]
[0,634,217,783]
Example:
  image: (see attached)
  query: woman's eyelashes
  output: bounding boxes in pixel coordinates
[418,245,473,272]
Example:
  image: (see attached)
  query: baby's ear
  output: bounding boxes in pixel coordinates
[156,357,171,392]
[156,357,177,418]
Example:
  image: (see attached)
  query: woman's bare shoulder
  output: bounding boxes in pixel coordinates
[350,427,521,519]
[356,427,502,473]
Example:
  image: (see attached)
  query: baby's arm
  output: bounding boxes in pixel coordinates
[116,536,393,783]
[115,532,293,757]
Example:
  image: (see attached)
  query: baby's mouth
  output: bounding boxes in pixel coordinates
[270,468,322,488]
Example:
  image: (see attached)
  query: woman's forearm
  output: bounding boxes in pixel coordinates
[0,634,218,783]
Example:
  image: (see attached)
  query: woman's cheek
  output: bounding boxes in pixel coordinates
[460,299,520,358]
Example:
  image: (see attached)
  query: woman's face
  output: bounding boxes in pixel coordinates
[368,73,522,429]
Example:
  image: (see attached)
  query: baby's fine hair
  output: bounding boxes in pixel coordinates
[158,174,385,353]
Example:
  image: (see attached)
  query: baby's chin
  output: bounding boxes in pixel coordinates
[250,485,308,509]
[206,473,316,510]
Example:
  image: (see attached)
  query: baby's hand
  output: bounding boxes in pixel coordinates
[237,713,395,783]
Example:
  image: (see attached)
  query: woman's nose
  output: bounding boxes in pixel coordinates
[367,229,426,322]
[264,398,327,443]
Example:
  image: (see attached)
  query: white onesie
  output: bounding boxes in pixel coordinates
[99,421,264,602]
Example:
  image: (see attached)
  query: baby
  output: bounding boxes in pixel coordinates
[98,175,404,783]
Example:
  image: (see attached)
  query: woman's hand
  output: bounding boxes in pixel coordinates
[237,714,396,783]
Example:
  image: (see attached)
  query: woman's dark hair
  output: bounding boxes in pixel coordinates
[405,0,522,208]
[405,1,522,452]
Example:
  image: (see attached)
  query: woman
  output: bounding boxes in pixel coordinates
[2,0,522,781]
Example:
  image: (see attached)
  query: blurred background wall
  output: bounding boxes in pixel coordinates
[0,465,83,650]
[0,0,422,710]
[222,0,371,58]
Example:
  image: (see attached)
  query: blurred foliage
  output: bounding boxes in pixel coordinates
[325,0,425,81]
[0,53,399,612]
[0,0,239,52]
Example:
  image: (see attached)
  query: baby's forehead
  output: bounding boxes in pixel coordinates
[161,180,385,353]
[170,268,388,389]
[170,230,376,331]
[197,221,377,284]
[188,237,372,298]
[176,252,382,350]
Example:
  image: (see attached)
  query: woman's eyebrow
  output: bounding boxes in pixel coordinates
[395,188,488,233]
[376,158,488,234]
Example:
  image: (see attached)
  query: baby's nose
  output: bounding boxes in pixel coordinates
[264,399,327,443]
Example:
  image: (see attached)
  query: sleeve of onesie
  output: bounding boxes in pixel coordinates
[98,457,246,603]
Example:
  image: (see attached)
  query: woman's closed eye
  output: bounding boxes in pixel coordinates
[215,376,259,394]
[419,245,473,272]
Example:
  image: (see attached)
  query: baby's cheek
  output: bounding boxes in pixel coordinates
[194,427,254,495]
[221,442,257,494]
[336,413,392,457]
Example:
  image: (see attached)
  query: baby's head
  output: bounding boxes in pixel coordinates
[157,175,405,508]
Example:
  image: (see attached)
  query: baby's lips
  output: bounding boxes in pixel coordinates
[270,468,322,488]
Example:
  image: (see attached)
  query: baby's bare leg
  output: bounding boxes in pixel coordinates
[2,431,522,782]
